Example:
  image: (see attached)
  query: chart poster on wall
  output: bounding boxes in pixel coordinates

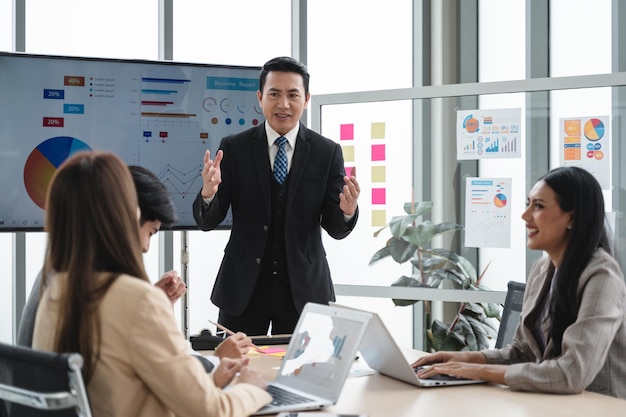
[559,116,610,190]
[0,52,262,230]
[464,177,512,248]
[456,108,521,161]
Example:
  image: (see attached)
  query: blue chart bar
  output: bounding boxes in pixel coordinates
[332,335,346,359]
[486,139,499,153]
[141,77,191,84]
[141,89,178,95]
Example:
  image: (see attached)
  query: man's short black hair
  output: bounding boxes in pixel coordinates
[129,165,178,228]
[259,56,310,96]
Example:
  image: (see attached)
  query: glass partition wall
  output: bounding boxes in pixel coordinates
[312,73,626,348]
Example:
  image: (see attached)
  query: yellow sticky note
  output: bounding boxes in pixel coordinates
[371,166,386,183]
[371,122,385,139]
[372,210,386,227]
[342,145,355,162]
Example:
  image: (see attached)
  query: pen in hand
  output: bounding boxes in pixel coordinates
[208,320,264,353]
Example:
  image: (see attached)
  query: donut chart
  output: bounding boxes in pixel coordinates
[23,136,92,209]
[584,118,604,141]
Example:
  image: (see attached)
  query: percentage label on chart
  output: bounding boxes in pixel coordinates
[63,104,84,114]
[43,89,65,100]
[64,76,85,86]
[43,117,64,127]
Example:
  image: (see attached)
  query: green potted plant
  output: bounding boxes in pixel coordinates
[369,201,501,351]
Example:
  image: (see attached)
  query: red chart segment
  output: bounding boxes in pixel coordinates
[24,136,92,209]
[584,118,605,141]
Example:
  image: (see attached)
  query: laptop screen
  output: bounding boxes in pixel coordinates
[276,308,368,400]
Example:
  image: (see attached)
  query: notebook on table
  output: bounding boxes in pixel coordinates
[330,303,486,388]
[252,302,371,415]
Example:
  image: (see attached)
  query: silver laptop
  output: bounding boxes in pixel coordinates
[253,302,371,415]
[331,303,486,388]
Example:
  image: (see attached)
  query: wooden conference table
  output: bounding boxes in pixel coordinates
[215,345,626,417]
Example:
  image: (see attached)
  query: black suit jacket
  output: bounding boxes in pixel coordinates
[193,123,358,316]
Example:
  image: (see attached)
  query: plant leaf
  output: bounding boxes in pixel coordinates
[387,237,417,263]
[390,276,429,306]
[403,201,433,216]
[455,316,478,351]
[431,319,467,351]
[423,248,477,284]
[480,302,503,319]
[368,246,391,266]
[404,220,435,246]
[432,222,464,236]
[389,215,420,239]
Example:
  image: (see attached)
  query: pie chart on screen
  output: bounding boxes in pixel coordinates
[23,136,92,209]
[584,118,604,141]
[494,193,507,208]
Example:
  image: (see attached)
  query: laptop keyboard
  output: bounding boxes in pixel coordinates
[266,384,314,406]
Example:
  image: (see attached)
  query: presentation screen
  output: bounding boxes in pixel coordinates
[0,52,262,231]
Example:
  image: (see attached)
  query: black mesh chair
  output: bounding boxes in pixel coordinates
[0,342,92,417]
[495,281,526,349]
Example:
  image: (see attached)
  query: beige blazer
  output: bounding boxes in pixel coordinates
[483,248,626,398]
[33,273,271,417]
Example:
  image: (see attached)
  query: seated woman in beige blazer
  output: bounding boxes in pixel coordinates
[413,166,626,399]
[33,151,271,417]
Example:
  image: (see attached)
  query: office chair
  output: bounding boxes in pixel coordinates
[494,280,526,349]
[0,342,92,417]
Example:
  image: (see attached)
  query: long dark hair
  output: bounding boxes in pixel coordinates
[540,166,610,357]
[43,151,149,380]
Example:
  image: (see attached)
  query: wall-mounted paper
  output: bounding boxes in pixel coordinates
[465,177,512,248]
[456,108,521,160]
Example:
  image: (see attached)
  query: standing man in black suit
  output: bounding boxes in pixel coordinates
[193,56,360,335]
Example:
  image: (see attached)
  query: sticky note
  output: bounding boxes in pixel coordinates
[371,210,387,227]
[371,144,385,161]
[340,123,354,140]
[371,122,385,139]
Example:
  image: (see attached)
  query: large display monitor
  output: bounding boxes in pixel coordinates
[0,52,262,231]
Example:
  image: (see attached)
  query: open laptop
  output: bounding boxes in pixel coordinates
[252,302,371,415]
[331,303,486,388]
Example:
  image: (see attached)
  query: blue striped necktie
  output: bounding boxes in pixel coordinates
[273,136,288,184]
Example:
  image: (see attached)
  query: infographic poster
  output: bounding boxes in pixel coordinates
[464,177,512,248]
[456,108,522,160]
[559,116,610,190]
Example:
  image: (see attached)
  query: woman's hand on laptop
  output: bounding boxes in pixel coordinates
[411,351,487,368]
[415,361,507,385]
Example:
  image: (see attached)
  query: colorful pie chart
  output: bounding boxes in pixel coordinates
[494,193,507,208]
[23,136,92,209]
[584,118,604,141]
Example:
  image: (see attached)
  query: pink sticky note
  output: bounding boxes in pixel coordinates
[340,124,354,140]
[261,347,286,357]
[345,166,354,177]
[371,144,386,161]
[372,188,386,205]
